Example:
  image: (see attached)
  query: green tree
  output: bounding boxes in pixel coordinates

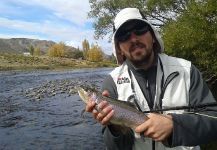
[163,0,217,74]
[29,45,34,55]
[71,49,84,59]
[110,53,116,63]
[88,0,189,39]
[89,0,217,75]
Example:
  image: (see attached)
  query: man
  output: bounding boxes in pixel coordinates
[86,8,217,150]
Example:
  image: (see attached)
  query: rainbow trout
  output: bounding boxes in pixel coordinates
[77,87,148,130]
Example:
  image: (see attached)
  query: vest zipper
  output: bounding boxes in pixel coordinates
[159,71,180,111]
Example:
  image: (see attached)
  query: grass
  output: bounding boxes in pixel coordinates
[0,53,117,71]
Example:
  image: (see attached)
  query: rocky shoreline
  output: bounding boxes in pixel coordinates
[23,75,103,101]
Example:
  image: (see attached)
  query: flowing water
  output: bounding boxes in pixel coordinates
[1,68,217,150]
[0,68,112,150]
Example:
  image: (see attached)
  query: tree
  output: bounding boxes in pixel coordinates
[88,0,189,40]
[82,39,90,59]
[89,0,217,73]
[163,0,217,74]
[29,45,34,55]
[34,47,41,56]
[87,44,104,62]
[71,49,84,59]
[110,53,117,63]
[89,0,217,70]
[48,42,66,57]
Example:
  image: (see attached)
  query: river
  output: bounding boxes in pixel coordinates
[1,68,216,150]
[0,68,113,150]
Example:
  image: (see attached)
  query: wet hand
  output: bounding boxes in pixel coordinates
[135,113,173,141]
[85,90,114,125]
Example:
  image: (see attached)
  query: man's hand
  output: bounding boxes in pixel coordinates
[135,113,173,141]
[85,90,114,125]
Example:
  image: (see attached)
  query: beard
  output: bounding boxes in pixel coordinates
[128,41,154,67]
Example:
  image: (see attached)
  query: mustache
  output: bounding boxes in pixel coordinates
[129,42,146,52]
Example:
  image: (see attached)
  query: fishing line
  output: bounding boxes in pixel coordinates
[184,112,217,119]
[142,102,217,114]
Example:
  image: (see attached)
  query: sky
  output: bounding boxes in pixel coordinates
[0,0,112,55]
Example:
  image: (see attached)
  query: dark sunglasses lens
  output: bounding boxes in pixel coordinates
[116,23,149,42]
[134,26,149,36]
[116,32,131,42]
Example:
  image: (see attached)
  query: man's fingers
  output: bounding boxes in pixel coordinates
[96,104,113,121]
[135,113,173,141]
[92,109,98,119]
[101,110,114,125]
[135,120,149,133]
[85,101,96,112]
[102,90,109,97]
[97,101,108,112]
[144,128,155,137]
[84,90,114,126]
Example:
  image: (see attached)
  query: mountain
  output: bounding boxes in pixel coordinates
[0,38,60,54]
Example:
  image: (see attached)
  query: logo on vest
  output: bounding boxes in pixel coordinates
[117,77,130,84]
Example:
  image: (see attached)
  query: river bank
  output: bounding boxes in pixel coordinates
[0,53,117,71]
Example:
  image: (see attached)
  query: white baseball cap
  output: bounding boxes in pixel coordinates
[112,8,164,64]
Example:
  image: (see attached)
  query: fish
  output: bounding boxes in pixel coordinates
[76,86,148,130]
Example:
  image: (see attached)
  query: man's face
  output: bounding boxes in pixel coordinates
[115,20,155,66]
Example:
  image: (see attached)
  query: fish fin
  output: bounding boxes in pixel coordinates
[93,90,139,109]
[107,97,137,109]
[125,101,138,108]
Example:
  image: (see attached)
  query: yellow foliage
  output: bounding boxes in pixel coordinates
[87,44,103,62]
[82,39,90,59]
[48,42,66,57]
[34,47,41,56]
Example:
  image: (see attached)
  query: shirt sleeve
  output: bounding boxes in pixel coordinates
[101,75,118,99]
[101,75,134,150]
[169,64,217,147]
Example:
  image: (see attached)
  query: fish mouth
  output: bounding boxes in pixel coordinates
[76,86,89,103]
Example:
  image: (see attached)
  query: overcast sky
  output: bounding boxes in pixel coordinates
[0,0,112,54]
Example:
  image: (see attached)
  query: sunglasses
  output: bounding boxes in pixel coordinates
[115,24,150,42]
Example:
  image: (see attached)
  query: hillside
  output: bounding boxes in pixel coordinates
[0,38,75,54]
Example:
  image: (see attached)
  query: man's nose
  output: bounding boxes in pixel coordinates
[129,32,138,42]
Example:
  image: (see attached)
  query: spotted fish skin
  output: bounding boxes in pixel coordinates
[76,87,148,129]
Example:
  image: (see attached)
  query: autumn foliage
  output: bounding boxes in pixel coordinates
[48,42,66,57]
